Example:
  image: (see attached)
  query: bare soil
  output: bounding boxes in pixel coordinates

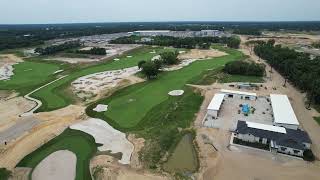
[178,49,227,60]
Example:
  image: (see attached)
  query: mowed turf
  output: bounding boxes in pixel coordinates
[17,129,98,180]
[32,46,171,112]
[0,61,60,95]
[92,47,244,128]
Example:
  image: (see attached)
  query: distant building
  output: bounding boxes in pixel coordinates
[270,94,300,130]
[220,89,257,100]
[234,120,311,157]
[132,30,171,36]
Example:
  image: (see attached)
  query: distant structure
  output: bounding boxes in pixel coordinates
[130,30,227,37]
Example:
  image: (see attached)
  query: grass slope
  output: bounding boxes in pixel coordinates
[0,61,60,95]
[87,47,244,129]
[17,129,98,180]
[31,46,170,112]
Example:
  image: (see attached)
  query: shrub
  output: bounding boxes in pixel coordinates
[224,61,265,77]
[160,51,179,65]
[138,60,147,69]
[0,168,12,180]
[303,149,315,161]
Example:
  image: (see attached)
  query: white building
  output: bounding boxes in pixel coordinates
[132,30,171,36]
[220,89,257,100]
[234,120,311,157]
[207,93,225,119]
[270,94,300,130]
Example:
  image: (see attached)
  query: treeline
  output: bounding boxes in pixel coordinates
[35,41,81,55]
[1,21,320,51]
[254,40,320,105]
[111,35,241,49]
[224,61,265,76]
[233,29,262,35]
[76,47,106,55]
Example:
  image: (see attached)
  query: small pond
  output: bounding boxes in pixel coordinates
[163,133,199,173]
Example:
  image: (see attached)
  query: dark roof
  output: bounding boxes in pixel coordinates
[235,120,311,150]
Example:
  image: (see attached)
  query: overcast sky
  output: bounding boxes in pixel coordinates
[1,0,320,24]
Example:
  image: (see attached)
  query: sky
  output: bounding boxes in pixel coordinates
[1,0,320,24]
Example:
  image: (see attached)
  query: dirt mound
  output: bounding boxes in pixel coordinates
[178,49,227,60]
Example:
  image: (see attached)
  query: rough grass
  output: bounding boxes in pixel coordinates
[313,117,320,125]
[31,46,170,112]
[0,61,61,95]
[17,129,98,180]
[86,47,244,129]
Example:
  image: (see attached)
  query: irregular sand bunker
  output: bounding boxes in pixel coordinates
[168,90,184,96]
[178,49,227,60]
[0,54,23,81]
[70,118,134,164]
[32,150,76,180]
[93,104,108,112]
[72,66,140,96]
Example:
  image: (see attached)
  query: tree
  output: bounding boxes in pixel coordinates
[160,51,179,65]
[138,60,146,69]
[226,36,241,49]
[0,168,12,180]
[303,149,315,161]
[141,62,159,79]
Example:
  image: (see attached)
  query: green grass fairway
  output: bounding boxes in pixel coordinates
[17,129,98,180]
[0,61,60,95]
[87,47,244,129]
[32,46,171,112]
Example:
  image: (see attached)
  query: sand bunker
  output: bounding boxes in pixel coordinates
[72,66,140,96]
[178,49,227,60]
[0,54,23,81]
[32,150,76,180]
[70,118,134,164]
[93,104,108,112]
[168,90,184,96]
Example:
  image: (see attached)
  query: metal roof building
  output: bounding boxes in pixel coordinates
[270,94,300,129]
[207,93,225,111]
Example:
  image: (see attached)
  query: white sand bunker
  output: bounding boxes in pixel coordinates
[70,118,134,164]
[72,66,140,96]
[93,104,108,112]
[0,64,15,81]
[32,150,76,180]
[168,90,184,96]
[162,59,199,71]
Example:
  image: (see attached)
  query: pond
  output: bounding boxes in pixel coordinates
[163,133,199,173]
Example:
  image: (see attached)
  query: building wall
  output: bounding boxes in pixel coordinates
[277,145,304,157]
[274,123,298,130]
[207,109,218,119]
[224,93,256,101]
[237,133,268,144]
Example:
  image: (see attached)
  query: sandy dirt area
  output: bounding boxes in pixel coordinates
[0,105,85,170]
[9,167,31,180]
[90,155,168,180]
[70,118,134,164]
[45,44,140,64]
[161,49,228,71]
[0,54,23,80]
[32,150,76,180]
[190,39,320,180]
[0,97,36,131]
[178,49,227,60]
[72,66,144,101]
[127,134,145,169]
